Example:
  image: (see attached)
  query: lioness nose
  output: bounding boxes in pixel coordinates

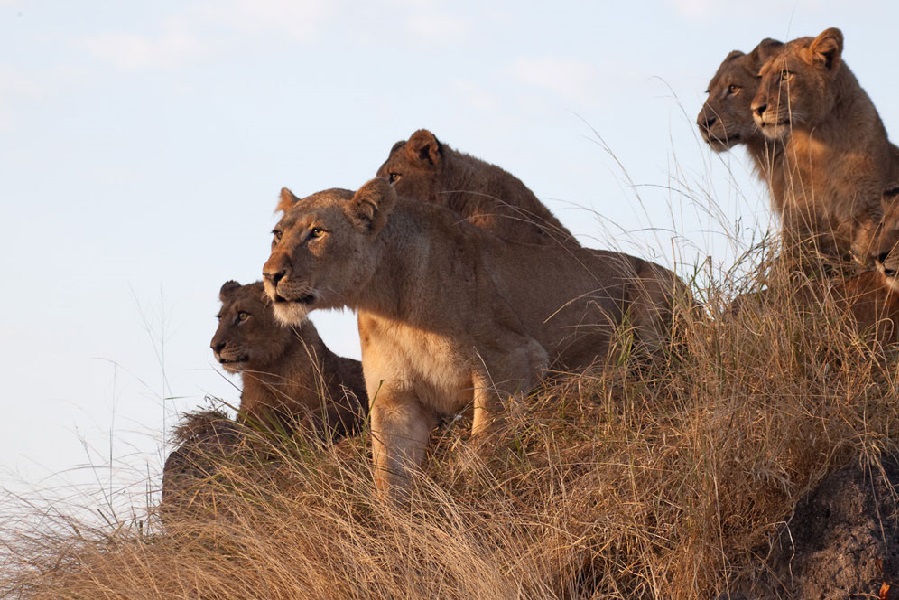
[211,340,225,352]
[700,114,716,130]
[264,269,286,286]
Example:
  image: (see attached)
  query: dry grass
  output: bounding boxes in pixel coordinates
[3,253,899,600]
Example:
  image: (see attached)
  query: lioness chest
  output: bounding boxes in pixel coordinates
[357,313,476,415]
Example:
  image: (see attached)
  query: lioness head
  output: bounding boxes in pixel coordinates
[262,179,397,325]
[210,281,293,373]
[697,38,782,150]
[751,27,844,140]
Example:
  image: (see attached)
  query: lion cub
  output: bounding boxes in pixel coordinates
[210,280,367,437]
[751,27,899,268]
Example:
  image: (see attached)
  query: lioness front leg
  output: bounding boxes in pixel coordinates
[369,389,435,501]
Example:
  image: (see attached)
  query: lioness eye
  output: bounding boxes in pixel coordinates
[272,229,283,242]
[309,228,324,240]
[388,172,402,184]
[236,311,249,323]
[727,84,741,94]
[781,70,793,81]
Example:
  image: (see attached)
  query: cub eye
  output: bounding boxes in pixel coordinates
[388,172,402,184]
[308,227,324,240]
[781,70,793,81]
[236,311,249,323]
[727,84,741,94]
[272,229,283,242]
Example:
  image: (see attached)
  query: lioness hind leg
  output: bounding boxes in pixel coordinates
[369,390,435,501]
[470,339,548,445]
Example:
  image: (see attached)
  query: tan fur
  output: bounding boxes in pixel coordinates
[697,39,783,179]
[751,27,899,267]
[377,129,693,353]
[262,179,549,498]
[376,129,575,245]
[831,270,899,345]
[211,280,367,437]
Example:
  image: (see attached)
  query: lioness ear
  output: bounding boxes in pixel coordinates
[725,49,745,62]
[810,27,843,70]
[406,129,442,167]
[348,178,397,234]
[750,38,783,63]
[219,280,242,301]
[276,187,299,213]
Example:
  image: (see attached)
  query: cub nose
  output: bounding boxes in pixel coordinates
[877,252,890,265]
[753,102,767,117]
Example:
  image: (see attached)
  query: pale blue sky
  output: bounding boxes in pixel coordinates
[3,0,897,518]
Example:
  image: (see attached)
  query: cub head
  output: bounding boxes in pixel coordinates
[375,129,444,202]
[262,178,397,325]
[210,281,292,373]
[697,38,782,151]
[751,27,844,140]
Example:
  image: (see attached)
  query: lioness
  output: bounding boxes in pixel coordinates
[378,129,692,353]
[211,280,367,437]
[697,38,783,178]
[263,179,549,496]
[376,129,575,245]
[751,27,899,267]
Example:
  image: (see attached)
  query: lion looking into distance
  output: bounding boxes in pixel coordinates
[697,37,783,177]
[210,280,367,437]
[263,179,550,497]
[751,27,899,269]
[376,129,575,245]
[378,129,693,353]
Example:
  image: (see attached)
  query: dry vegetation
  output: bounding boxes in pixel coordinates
[3,240,899,599]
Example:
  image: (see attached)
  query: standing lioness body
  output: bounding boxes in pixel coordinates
[263,179,549,497]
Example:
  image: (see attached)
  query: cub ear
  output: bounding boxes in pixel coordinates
[219,280,242,301]
[276,187,300,213]
[810,27,843,70]
[405,129,442,167]
[348,178,397,234]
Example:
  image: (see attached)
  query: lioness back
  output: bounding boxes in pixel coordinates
[210,280,367,437]
[376,129,575,245]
